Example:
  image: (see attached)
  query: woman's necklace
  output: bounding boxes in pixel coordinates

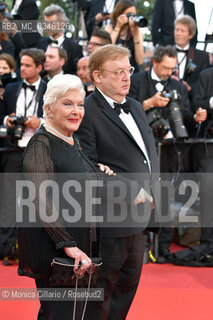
[44,123,74,141]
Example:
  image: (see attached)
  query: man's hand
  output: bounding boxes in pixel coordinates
[24,115,41,129]
[194,107,207,123]
[133,187,153,205]
[95,12,111,24]
[6,113,16,127]
[145,92,170,109]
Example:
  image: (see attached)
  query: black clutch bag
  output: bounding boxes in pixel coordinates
[49,256,102,287]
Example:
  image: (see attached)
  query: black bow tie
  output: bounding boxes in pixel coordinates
[113,102,131,115]
[48,38,58,45]
[176,48,188,53]
[152,79,168,87]
[22,82,36,91]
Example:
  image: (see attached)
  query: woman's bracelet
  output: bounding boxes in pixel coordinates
[134,40,141,44]
[114,29,120,32]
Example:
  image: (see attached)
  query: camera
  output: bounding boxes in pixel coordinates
[0,4,15,20]
[146,108,169,140]
[162,90,188,140]
[185,59,197,74]
[0,115,28,140]
[102,12,110,16]
[0,72,17,87]
[126,13,148,28]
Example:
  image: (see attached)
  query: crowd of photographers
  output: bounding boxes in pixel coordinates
[0,0,213,265]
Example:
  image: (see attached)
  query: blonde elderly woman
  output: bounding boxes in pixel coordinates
[17,74,112,320]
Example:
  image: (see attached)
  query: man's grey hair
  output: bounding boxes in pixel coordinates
[43,4,66,20]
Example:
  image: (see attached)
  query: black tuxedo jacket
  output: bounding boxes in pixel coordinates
[152,0,197,46]
[86,0,119,38]
[77,88,160,237]
[0,79,47,125]
[182,47,210,88]
[192,67,213,137]
[12,0,41,47]
[129,70,194,134]
[36,36,83,75]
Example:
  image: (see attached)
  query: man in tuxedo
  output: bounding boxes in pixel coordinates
[36,4,83,75]
[129,45,206,260]
[152,0,197,47]
[0,48,46,262]
[192,67,213,252]
[86,0,119,39]
[77,44,159,320]
[43,45,67,81]
[173,15,209,100]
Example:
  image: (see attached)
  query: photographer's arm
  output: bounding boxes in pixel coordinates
[129,20,144,65]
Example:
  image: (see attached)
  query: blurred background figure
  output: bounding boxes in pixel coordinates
[152,0,197,47]
[11,0,41,48]
[43,45,67,81]
[87,27,112,55]
[37,4,83,75]
[173,15,210,101]
[86,0,119,39]
[77,56,94,96]
[104,0,145,73]
[0,53,17,98]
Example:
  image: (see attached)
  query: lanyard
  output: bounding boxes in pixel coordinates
[23,87,37,117]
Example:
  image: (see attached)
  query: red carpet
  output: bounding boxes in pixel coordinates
[1,252,213,319]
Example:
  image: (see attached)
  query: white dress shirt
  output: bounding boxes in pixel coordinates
[176,44,190,79]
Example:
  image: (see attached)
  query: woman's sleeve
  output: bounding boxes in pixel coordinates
[22,135,77,249]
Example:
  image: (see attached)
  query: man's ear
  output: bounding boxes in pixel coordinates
[92,70,102,84]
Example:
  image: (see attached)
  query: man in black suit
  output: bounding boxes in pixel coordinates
[77,44,159,320]
[152,0,197,47]
[11,0,41,48]
[0,48,46,262]
[173,15,209,100]
[43,45,67,81]
[129,45,206,259]
[36,4,83,75]
[192,67,213,251]
[86,0,119,39]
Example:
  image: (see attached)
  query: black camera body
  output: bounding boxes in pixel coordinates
[147,90,188,140]
[146,108,169,140]
[126,13,148,28]
[0,72,18,88]
[0,115,28,140]
[0,4,14,20]
[185,59,197,74]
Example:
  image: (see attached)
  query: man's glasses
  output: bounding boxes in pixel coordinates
[100,66,135,77]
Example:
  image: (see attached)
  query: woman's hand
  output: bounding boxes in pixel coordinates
[64,247,92,276]
[98,163,116,176]
[115,14,129,30]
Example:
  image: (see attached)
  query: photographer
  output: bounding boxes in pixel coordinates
[173,15,209,100]
[0,48,46,264]
[104,0,145,73]
[129,45,206,260]
[0,53,17,99]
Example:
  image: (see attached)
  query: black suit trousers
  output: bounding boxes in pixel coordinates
[85,232,146,320]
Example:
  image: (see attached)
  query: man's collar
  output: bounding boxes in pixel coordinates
[96,87,126,108]
[176,44,190,51]
[151,68,161,82]
[23,77,41,90]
